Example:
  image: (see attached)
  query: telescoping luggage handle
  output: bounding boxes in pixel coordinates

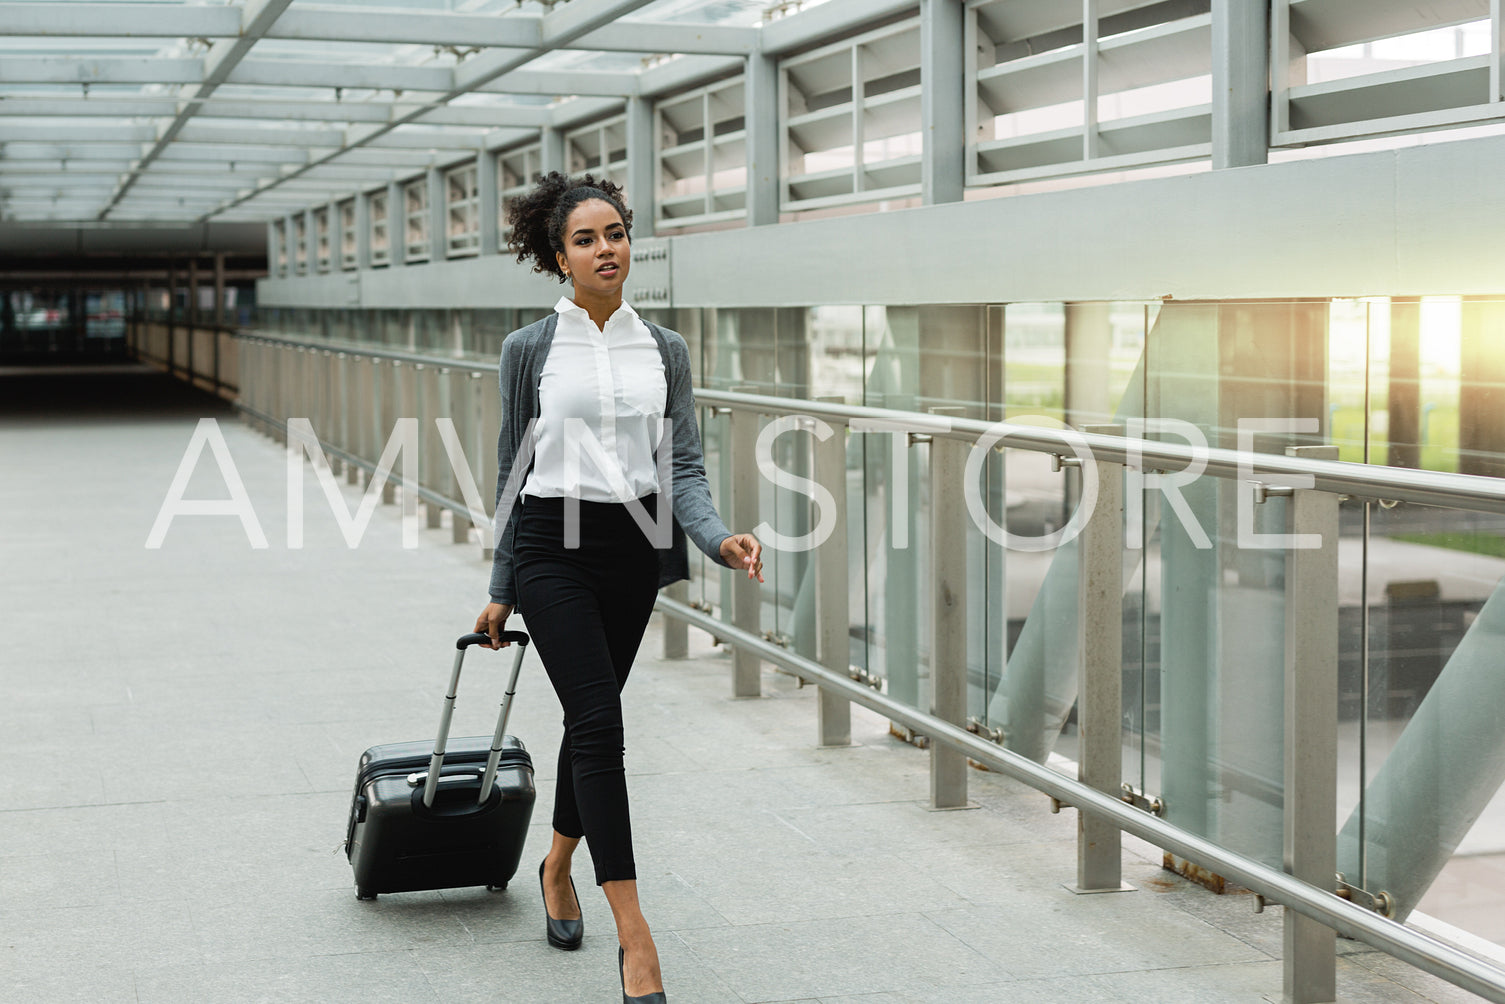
[421,630,530,809]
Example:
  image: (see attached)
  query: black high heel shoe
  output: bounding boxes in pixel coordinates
[619,946,667,1004]
[539,860,582,951]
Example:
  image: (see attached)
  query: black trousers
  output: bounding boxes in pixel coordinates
[514,493,661,886]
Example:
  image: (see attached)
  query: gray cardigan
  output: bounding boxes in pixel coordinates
[487,311,734,609]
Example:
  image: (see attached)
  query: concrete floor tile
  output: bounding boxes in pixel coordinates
[0,800,172,858]
[924,899,1269,981]
[5,963,138,1004]
[677,912,1012,1000]
[134,950,440,1004]
[0,899,204,972]
[187,886,476,965]
[0,851,120,910]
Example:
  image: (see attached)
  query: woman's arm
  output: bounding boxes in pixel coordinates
[486,335,525,607]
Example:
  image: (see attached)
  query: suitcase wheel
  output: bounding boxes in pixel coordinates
[356,887,377,901]
[486,883,507,893]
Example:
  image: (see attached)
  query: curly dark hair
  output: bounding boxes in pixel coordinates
[503,170,633,282]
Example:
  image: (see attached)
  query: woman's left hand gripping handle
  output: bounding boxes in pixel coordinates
[475,602,515,648]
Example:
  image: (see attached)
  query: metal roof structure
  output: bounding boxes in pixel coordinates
[5,0,1505,229]
[0,0,810,223]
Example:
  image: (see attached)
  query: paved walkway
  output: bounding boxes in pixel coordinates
[0,364,1487,1002]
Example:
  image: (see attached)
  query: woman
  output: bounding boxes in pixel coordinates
[474,171,763,1004]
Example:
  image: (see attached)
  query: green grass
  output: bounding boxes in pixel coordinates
[1390,531,1505,559]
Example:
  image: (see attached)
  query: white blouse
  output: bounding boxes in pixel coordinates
[521,297,668,503]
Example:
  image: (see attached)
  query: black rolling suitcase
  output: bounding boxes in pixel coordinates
[345,630,536,900]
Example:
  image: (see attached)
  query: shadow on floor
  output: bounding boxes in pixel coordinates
[0,361,234,424]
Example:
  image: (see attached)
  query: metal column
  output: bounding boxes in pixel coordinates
[1212,0,1270,168]
[920,0,966,204]
[1076,424,1128,893]
[386,182,406,268]
[815,412,851,747]
[1282,445,1339,1004]
[428,167,447,263]
[355,190,373,270]
[477,152,499,257]
[744,51,779,226]
[186,257,199,385]
[626,95,656,238]
[728,397,761,697]
[212,253,226,394]
[929,409,969,809]
[540,126,566,178]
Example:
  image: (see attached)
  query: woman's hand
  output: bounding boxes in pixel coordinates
[719,533,764,583]
[474,602,515,648]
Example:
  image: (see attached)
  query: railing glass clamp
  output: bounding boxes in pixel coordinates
[1336,875,1396,918]
[1119,783,1165,816]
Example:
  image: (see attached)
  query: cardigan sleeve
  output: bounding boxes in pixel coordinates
[487,335,526,606]
[661,331,734,566]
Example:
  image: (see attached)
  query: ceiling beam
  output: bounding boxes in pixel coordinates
[0,95,552,129]
[0,57,201,85]
[477,71,640,98]
[0,4,761,55]
[102,0,298,219]
[228,59,453,93]
[0,123,156,143]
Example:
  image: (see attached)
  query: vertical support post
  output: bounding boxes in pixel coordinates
[355,189,373,270]
[428,166,447,262]
[814,409,851,747]
[1282,445,1339,1004]
[626,95,656,238]
[850,46,865,195]
[921,0,966,203]
[744,51,780,226]
[1076,424,1126,893]
[929,410,969,809]
[663,579,689,659]
[541,126,567,177]
[213,252,226,395]
[477,151,500,256]
[1492,0,1503,102]
[728,395,761,697]
[1213,0,1270,168]
[1082,0,1100,161]
[387,181,406,268]
[284,214,298,277]
[267,221,281,277]
[304,208,318,276]
[166,261,178,377]
[186,257,199,385]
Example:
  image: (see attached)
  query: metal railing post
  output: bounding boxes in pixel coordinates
[1283,444,1340,1004]
[1075,424,1129,893]
[420,364,444,529]
[728,393,761,697]
[663,579,689,659]
[814,410,851,746]
[929,406,970,809]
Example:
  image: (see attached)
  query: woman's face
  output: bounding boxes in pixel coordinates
[555,198,629,298]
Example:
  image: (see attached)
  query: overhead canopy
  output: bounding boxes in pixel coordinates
[0,0,789,224]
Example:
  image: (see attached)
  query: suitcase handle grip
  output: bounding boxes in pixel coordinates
[424,632,530,808]
[457,631,529,650]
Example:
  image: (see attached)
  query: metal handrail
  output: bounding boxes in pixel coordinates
[235,330,1505,517]
[656,596,1505,1004]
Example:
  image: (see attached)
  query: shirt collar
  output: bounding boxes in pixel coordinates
[553,297,639,329]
